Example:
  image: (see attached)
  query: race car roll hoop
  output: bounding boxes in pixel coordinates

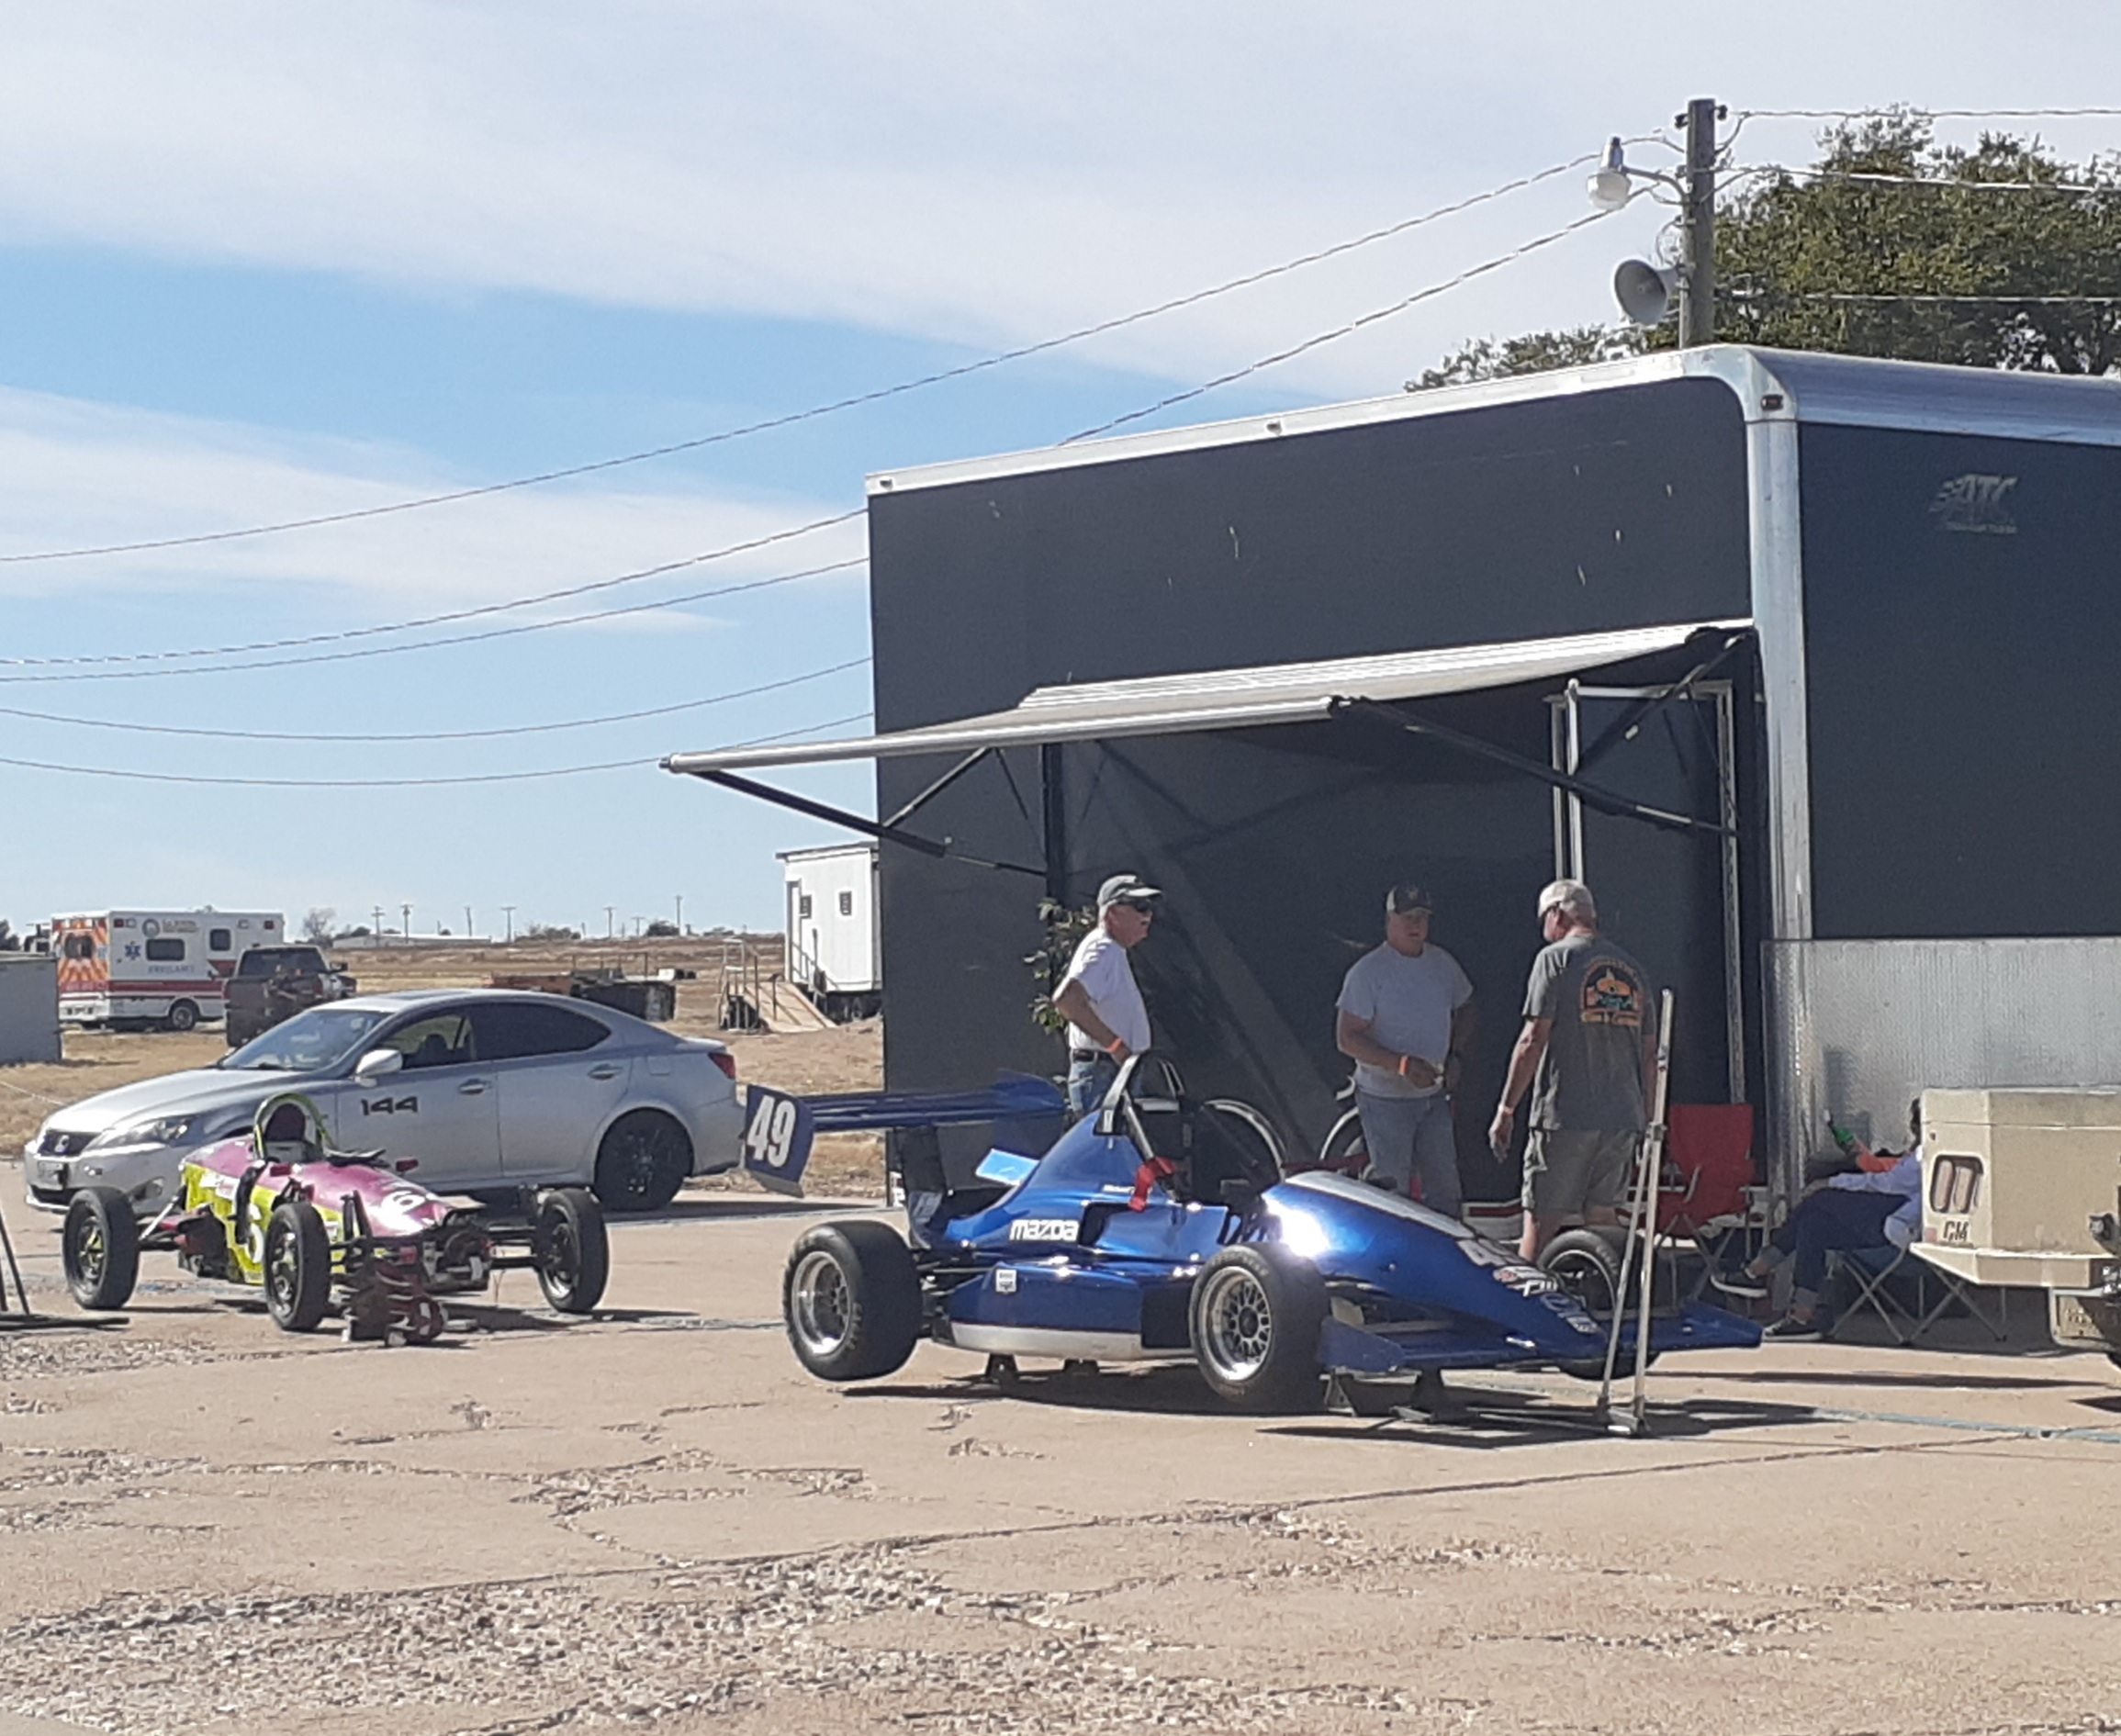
[761,1027,1758,1423]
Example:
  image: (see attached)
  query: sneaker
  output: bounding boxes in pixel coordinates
[1710,1269,1770,1299]
[1762,1316,1823,1340]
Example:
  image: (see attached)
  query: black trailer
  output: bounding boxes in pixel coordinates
[668,345,2121,1207]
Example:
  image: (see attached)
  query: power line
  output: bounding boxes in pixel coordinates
[1735,106,2121,121]
[1794,291,2121,305]
[0,655,870,741]
[1730,162,2121,196]
[0,151,1611,570]
[1070,207,1620,441]
[0,510,862,669]
[0,710,875,789]
[0,556,867,684]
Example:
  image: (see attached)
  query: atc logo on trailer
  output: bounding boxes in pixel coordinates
[53,909,283,1033]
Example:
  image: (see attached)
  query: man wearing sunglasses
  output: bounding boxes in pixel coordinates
[1052,874,1162,1116]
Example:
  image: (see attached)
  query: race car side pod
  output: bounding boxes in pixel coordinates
[1595,987,1677,1438]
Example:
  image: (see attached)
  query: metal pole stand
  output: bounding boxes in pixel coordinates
[1595,988,1676,1437]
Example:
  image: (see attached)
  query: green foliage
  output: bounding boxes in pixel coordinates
[1419,115,2121,385]
[1025,899,1097,1037]
[1412,325,1644,391]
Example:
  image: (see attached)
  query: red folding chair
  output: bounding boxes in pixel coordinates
[1656,1104,1760,1294]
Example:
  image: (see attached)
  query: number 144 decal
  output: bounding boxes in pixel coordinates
[361,1095,419,1116]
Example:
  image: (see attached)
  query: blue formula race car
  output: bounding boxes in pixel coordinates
[763,1057,1759,1412]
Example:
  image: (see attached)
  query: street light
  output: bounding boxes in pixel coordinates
[1587,138,1638,213]
[1588,99,1722,346]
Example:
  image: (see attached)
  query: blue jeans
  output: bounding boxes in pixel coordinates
[1768,1189,1899,1298]
[1067,1054,1118,1119]
[1353,1090,1463,1218]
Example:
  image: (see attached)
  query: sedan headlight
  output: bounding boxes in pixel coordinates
[85,1112,244,1154]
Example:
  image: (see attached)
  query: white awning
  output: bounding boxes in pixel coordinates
[665,619,1750,774]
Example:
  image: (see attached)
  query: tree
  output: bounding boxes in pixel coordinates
[644,919,680,937]
[1418,116,2121,386]
[301,907,336,942]
[523,922,581,941]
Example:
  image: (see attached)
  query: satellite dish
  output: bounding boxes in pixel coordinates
[1613,259,1680,326]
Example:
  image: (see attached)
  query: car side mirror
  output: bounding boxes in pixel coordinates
[354,1047,405,1084]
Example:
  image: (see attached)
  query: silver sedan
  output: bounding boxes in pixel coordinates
[24,990,743,1218]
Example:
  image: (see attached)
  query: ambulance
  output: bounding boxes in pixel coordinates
[53,910,285,1031]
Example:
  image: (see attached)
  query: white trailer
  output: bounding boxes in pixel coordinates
[778,843,880,1021]
[53,909,285,1031]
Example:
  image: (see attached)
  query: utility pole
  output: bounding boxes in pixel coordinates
[400,903,412,943]
[501,904,516,943]
[1678,96,1722,348]
[372,904,385,936]
[674,894,683,934]
[464,904,474,940]
[604,905,615,941]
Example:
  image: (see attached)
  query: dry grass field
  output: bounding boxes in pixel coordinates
[0,937,887,1197]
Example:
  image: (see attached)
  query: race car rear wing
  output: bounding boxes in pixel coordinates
[741,1073,1067,1196]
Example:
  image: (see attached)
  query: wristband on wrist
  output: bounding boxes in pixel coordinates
[1105,1037,1127,1057]
[1396,1054,1411,1078]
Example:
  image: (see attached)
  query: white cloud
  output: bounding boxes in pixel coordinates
[6,4,2120,398]
[0,387,866,614]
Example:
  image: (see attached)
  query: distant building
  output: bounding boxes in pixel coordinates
[778,843,881,1022]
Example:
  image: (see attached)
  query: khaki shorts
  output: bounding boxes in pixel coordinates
[1521,1128,1640,1217]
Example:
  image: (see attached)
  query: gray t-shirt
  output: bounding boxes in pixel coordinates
[1523,933,1650,1132]
[1336,942,1474,1100]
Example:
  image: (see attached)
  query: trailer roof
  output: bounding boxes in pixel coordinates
[666,619,1746,774]
[866,345,2121,498]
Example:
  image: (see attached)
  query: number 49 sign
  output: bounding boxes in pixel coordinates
[741,1085,815,1197]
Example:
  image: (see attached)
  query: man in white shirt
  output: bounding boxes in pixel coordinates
[1334,884,1477,1216]
[1052,873,1160,1117]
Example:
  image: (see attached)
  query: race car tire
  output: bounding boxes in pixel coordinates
[1189,1243,1327,1414]
[535,1188,610,1313]
[163,1000,199,1034]
[592,1110,692,1214]
[264,1201,332,1332]
[782,1220,921,1382]
[1539,1228,1667,1382]
[63,1187,140,1311]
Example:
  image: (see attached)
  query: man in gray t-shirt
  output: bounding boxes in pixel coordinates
[1334,884,1477,1216]
[1487,879,1653,1260]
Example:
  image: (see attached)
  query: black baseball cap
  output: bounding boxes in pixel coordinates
[1097,873,1162,911]
[1385,883,1435,916]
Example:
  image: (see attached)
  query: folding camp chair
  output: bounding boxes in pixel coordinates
[1824,1242,2009,1347]
[1655,1104,1762,1300]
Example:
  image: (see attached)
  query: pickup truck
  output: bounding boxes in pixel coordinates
[224,945,357,1047]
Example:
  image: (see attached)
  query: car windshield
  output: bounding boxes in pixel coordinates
[220,1005,390,1073]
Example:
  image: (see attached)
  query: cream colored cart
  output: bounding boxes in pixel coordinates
[1915,1088,2121,1363]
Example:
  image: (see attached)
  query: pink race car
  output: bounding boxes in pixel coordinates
[62,1093,608,1344]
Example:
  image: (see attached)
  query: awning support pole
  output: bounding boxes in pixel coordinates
[882,745,993,829]
[1335,699,1733,838]
[1040,743,1067,905]
[686,767,1045,876]
[1574,630,1750,776]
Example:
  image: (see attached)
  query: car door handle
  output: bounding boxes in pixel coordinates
[458,1079,490,1095]
[587,1064,622,1081]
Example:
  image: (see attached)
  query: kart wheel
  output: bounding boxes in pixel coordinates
[1189,1243,1327,1414]
[592,1110,692,1213]
[163,999,199,1033]
[264,1201,332,1332]
[404,1296,448,1344]
[63,1187,140,1311]
[535,1188,610,1313]
[782,1220,921,1382]
[1541,1228,1625,1316]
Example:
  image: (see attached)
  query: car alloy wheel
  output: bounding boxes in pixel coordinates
[1196,1263,1274,1383]
[788,1248,853,1360]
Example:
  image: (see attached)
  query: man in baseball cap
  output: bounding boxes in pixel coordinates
[1334,882,1477,1216]
[1053,873,1162,1115]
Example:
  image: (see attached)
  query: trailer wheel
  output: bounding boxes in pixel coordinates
[1540,1228,1666,1382]
[782,1221,921,1382]
[63,1188,140,1310]
[1189,1243,1327,1413]
[264,1201,332,1332]
[163,1000,200,1033]
[592,1110,691,1213]
[534,1188,610,1313]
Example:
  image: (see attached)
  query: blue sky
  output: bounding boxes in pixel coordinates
[3,4,2118,937]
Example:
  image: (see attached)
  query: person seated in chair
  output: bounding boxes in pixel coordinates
[1714,1100,1924,1339]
